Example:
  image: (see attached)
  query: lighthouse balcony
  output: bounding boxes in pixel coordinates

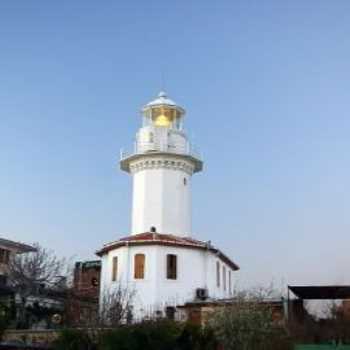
[120,141,201,161]
[120,141,202,173]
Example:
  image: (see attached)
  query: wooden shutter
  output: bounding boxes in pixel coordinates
[216,261,220,287]
[223,266,226,291]
[112,256,118,281]
[134,254,145,279]
[229,270,232,294]
[167,254,177,280]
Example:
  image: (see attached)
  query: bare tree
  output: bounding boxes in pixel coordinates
[98,285,136,327]
[209,286,292,350]
[321,300,350,345]
[7,243,70,328]
[8,243,69,293]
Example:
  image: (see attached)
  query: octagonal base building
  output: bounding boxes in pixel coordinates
[97,92,239,321]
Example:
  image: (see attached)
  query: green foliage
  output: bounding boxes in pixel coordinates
[53,320,218,350]
[175,323,218,350]
[0,304,10,341]
[99,320,182,350]
[53,329,95,350]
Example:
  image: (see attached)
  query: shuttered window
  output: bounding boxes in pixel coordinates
[134,254,145,279]
[229,270,232,294]
[216,261,220,287]
[112,256,118,281]
[223,266,226,291]
[166,254,177,280]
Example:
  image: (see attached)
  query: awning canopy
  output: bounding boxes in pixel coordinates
[289,285,350,300]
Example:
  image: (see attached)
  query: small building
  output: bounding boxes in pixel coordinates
[0,237,36,284]
[287,285,350,344]
[66,260,101,326]
[0,237,36,327]
[178,298,287,326]
[73,260,101,298]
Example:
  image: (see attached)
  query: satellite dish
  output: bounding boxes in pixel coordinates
[51,313,62,324]
[91,277,99,287]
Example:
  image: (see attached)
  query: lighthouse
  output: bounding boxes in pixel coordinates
[97,92,239,320]
[120,91,202,236]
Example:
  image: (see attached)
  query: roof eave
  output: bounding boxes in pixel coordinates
[96,236,239,272]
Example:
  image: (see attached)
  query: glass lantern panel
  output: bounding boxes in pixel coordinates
[152,107,175,127]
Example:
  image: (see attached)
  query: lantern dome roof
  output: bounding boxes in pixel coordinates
[143,91,185,114]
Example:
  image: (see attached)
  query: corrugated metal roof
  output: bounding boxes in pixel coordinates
[289,285,350,300]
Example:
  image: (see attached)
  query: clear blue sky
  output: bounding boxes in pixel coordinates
[1,0,349,288]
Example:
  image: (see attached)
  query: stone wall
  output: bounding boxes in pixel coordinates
[3,329,58,347]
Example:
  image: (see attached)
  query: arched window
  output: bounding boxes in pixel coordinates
[167,254,177,280]
[134,254,145,279]
[112,256,118,282]
[216,261,220,287]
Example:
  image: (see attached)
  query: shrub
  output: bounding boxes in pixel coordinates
[209,294,294,350]
[53,320,219,350]
[53,329,95,350]
[175,323,218,350]
[99,320,182,350]
[0,305,10,341]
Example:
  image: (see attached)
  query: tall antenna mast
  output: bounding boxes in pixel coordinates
[160,71,165,92]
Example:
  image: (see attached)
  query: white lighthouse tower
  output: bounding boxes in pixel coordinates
[120,91,202,236]
[98,92,239,321]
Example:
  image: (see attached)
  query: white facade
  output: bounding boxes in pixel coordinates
[98,91,239,321]
[99,243,236,319]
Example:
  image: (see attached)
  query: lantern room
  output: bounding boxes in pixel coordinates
[142,91,185,130]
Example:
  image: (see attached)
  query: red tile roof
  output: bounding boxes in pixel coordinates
[96,232,239,271]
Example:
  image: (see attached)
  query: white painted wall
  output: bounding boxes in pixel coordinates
[122,121,200,236]
[137,126,188,154]
[100,245,235,320]
[131,164,192,235]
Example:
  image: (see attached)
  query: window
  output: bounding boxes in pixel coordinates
[0,249,10,264]
[183,178,187,185]
[0,275,7,286]
[167,254,177,280]
[134,254,145,279]
[223,266,226,291]
[165,306,176,320]
[216,261,220,287]
[229,270,232,294]
[112,256,118,282]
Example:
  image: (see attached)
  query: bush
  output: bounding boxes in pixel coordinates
[175,323,218,350]
[99,320,182,350]
[53,329,95,350]
[209,299,293,350]
[53,320,218,350]
[0,305,10,341]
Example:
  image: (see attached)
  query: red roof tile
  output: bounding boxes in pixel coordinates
[96,232,239,271]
